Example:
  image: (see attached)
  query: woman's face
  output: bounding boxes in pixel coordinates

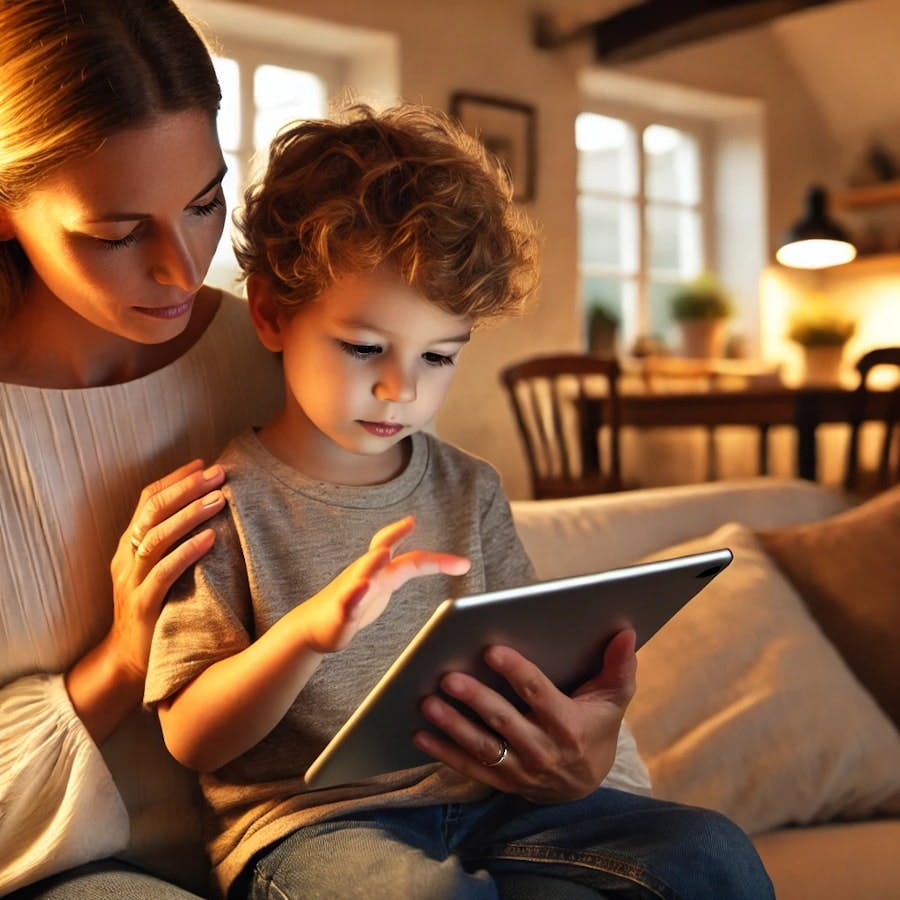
[0,109,226,345]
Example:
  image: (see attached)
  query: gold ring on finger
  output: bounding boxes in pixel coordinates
[482,737,509,767]
[130,531,142,554]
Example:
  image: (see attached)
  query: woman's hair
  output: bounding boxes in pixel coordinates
[0,0,221,318]
[234,104,540,325]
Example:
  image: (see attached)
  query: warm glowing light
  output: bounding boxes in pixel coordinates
[775,238,857,270]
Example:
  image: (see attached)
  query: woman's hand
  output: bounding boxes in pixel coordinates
[294,515,471,654]
[66,458,226,742]
[413,628,637,804]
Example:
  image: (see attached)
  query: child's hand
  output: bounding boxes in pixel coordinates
[294,515,470,654]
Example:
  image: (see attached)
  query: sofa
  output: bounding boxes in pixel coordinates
[510,477,900,900]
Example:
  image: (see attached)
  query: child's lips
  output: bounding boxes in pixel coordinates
[359,421,404,437]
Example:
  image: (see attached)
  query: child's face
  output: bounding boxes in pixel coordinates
[258,270,472,484]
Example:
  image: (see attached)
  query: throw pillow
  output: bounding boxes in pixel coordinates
[626,522,900,836]
[756,483,900,729]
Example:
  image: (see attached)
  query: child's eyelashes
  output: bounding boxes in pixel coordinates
[422,352,455,367]
[338,341,382,360]
[338,341,456,368]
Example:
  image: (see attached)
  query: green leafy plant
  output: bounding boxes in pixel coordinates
[787,309,856,347]
[586,302,619,355]
[669,273,733,322]
[587,302,619,332]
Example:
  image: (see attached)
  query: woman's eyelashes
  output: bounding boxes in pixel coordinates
[100,232,139,250]
[337,341,456,367]
[190,195,225,218]
[99,195,225,250]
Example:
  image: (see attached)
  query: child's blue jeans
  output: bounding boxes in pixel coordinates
[244,787,775,899]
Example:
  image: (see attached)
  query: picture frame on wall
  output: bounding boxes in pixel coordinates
[450,91,536,203]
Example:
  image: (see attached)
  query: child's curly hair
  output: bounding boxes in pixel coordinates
[233,103,540,323]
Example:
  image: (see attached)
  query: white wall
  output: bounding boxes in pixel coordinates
[186,0,897,499]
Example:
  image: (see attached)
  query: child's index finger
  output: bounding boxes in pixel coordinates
[368,514,416,553]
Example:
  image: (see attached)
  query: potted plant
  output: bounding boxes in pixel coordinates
[787,307,856,385]
[669,273,733,358]
[586,302,619,357]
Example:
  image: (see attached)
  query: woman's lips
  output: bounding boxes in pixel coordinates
[134,298,194,319]
[359,421,404,437]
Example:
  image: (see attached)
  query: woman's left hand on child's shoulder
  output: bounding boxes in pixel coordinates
[414,628,636,803]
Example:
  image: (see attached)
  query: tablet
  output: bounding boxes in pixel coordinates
[304,547,732,790]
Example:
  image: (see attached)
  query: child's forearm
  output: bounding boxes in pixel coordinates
[158,611,324,772]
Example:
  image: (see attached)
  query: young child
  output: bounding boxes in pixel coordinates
[145,104,773,900]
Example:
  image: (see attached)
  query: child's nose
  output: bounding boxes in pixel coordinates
[373,365,417,403]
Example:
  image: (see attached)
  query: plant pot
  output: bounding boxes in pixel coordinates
[589,323,617,358]
[801,345,845,385]
[677,320,726,359]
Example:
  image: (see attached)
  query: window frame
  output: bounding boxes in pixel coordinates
[577,98,715,348]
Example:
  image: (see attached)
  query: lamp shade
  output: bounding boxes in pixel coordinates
[776,185,857,269]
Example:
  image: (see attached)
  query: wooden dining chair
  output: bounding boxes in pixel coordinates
[843,346,900,494]
[499,354,622,499]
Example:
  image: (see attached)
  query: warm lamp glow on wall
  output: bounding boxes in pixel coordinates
[776,185,857,269]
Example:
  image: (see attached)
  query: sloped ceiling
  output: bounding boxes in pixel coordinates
[536,0,900,152]
[768,0,900,147]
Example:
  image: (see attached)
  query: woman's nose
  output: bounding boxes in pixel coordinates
[151,229,203,292]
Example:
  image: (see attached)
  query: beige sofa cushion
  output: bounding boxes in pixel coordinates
[626,522,900,835]
[512,478,851,580]
[756,483,900,729]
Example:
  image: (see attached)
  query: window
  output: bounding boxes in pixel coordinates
[179,0,399,291]
[576,109,708,351]
[208,47,336,290]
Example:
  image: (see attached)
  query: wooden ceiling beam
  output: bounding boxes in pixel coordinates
[534,0,852,62]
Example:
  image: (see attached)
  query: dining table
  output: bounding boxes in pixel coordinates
[582,382,893,482]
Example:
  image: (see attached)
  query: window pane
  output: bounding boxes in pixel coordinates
[648,280,678,347]
[213,57,240,152]
[579,196,638,270]
[647,204,702,277]
[253,65,327,152]
[576,113,637,195]
[207,151,242,291]
[644,124,699,204]
[583,275,625,324]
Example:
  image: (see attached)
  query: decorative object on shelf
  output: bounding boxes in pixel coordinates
[787,306,856,386]
[669,273,733,359]
[586,302,619,357]
[450,92,536,203]
[847,142,900,187]
[776,184,857,269]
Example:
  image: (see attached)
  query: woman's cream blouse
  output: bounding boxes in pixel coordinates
[0,293,282,894]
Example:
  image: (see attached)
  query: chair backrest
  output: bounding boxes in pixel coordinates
[499,354,622,499]
[844,346,900,492]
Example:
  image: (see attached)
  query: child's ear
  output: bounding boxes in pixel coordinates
[247,274,285,353]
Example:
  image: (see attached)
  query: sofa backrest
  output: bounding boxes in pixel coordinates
[511,478,853,580]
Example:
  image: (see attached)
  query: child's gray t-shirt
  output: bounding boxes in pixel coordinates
[145,429,536,892]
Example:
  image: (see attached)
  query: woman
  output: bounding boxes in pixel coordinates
[0,2,283,895]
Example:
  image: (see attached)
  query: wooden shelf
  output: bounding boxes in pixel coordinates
[826,251,900,273]
[833,180,900,209]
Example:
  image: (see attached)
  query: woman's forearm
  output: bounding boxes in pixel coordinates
[65,634,146,745]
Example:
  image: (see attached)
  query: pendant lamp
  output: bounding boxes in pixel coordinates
[775,184,857,269]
